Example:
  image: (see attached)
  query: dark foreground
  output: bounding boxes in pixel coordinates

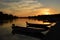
[11,21,60,40]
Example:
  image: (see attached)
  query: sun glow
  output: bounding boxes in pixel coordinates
[36,8,56,15]
[44,12,50,15]
[41,8,51,15]
[43,9,50,15]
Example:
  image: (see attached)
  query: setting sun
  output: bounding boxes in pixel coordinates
[35,8,57,15]
[44,12,50,15]
[42,9,50,15]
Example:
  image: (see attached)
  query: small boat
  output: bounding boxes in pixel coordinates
[12,25,47,32]
[26,22,50,30]
[11,24,46,39]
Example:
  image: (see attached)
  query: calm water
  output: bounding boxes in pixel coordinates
[0,18,55,40]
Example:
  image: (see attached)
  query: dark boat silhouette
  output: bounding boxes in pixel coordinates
[11,24,46,39]
[12,24,47,32]
[26,22,50,30]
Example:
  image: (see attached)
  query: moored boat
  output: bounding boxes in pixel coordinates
[26,22,50,30]
[11,24,46,39]
[12,24,47,32]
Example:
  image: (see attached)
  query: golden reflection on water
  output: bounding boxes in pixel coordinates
[0,18,56,29]
[11,18,56,28]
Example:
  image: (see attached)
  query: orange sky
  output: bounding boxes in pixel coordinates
[1,8,59,17]
[0,0,60,17]
[34,8,58,15]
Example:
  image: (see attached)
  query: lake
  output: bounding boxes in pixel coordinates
[0,18,56,40]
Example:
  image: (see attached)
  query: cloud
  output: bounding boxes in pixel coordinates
[0,0,42,9]
[0,0,43,16]
[0,0,21,2]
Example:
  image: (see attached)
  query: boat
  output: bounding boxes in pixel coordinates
[11,24,46,39]
[12,24,47,32]
[26,22,50,30]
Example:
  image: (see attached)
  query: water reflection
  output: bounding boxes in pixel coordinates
[0,18,56,40]
[11,19,54,27]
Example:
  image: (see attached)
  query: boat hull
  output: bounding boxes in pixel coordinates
[12,26,46,39]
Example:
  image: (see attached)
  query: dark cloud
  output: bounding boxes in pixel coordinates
[0,0,42,11]
[0,3,9,9]
[1,0,21,2]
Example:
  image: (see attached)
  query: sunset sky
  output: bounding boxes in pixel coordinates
[0,0,60,17]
